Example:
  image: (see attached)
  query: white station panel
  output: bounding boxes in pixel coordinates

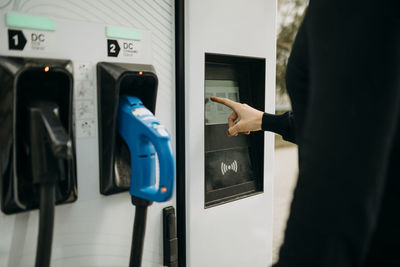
[0,1,175,266]
[185,0,276,266]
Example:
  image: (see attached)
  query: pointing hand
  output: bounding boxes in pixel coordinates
[210,96,263,136]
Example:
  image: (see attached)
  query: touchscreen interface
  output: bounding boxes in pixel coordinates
[205,80,239,125]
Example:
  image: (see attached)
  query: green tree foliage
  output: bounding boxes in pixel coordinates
[276,0,307,94]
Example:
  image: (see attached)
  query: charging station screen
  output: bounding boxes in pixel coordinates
[205,80,239,125]
[204,79,256,207]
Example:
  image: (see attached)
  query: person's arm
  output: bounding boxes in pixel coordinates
[274,1,400,266]
[262,111,296,143]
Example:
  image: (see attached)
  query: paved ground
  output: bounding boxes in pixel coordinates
[272,145,299,264]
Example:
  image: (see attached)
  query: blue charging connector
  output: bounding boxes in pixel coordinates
[117,95,175,202]
[117,95,175,267]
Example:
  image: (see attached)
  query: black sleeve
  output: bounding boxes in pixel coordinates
[274,1,400,267]
[261,111,296,143]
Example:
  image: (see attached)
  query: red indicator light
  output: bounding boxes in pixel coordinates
[161,187,167,193]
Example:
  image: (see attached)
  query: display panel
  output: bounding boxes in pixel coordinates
[204,79,255,193]
[204,54,265,208]
[205,80,239,125]
[204,81,257,206]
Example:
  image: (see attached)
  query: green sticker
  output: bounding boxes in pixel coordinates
[106,26,142,41]
[6,12,56,31]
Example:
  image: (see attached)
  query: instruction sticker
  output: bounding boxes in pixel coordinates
[107,39,141,58]
[74,62,95,100]
[75,62,94,81]
[8,29,55,52]
[75,80,95,99]
[76,100,95,120]
[76,119,96,138]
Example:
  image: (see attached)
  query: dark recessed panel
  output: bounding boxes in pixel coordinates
[204,53,265,208]
[0,56,77,214]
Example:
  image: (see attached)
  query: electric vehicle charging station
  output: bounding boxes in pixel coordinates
[0,1,276,267]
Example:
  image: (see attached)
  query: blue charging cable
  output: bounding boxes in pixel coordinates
[117,95,175,267]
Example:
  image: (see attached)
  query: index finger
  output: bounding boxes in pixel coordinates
[210,96,239,111]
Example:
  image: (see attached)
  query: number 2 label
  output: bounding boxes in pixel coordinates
[107,39,120,57]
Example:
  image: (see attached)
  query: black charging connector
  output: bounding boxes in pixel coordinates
[27,101,72,267]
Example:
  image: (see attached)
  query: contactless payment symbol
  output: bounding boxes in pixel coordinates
[221,160,238,175]
[107,39,120,57]
[8,29,27,50]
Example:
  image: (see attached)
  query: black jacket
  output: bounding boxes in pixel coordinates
[263,1,400,266]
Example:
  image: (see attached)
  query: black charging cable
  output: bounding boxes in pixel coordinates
[27,101,72,267]
[36,183,56,267]
[129,196,153,267]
